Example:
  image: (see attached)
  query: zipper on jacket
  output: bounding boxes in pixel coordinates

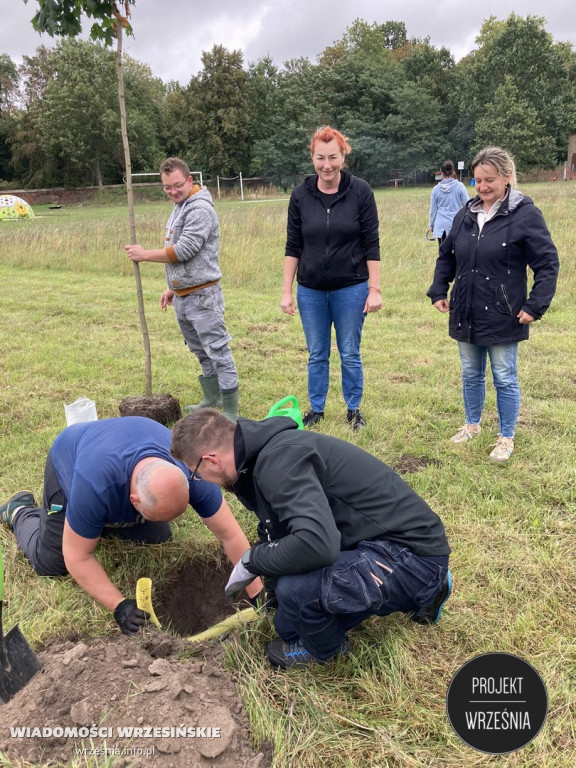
[464,214,480,343]
[265,519,273,542]
[500,284,513,314]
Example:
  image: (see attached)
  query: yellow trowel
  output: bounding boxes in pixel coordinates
[135,576,258,641]
[136,577,162,629]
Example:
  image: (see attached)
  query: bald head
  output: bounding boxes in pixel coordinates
[131,458,189,521]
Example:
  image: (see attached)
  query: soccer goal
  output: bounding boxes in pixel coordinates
[216,173,244,200]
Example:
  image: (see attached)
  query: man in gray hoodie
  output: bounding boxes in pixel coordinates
[126,157,239,421]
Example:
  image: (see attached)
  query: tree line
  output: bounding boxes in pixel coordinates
[1,15,575,190]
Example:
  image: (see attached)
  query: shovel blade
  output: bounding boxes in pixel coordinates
[0,625,42,703]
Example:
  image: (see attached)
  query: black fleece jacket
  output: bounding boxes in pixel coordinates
[285,171,380,291]
[232,417,450,578]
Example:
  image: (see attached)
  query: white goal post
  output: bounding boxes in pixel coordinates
[216,173,244,200]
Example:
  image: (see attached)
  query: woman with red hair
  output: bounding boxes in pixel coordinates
[281,126,381,430]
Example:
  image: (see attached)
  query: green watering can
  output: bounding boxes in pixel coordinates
[266,396,304,429]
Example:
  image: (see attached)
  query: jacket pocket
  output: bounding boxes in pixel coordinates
[449,274,465,311]
[351,247,364,271]
[495,283,514,315]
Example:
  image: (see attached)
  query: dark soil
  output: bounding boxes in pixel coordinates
[391,454,441,474]
[157,554,237,636]
[0,556,272,768]
[118,394,182,426]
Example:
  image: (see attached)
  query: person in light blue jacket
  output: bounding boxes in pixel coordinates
[429,160,469,243]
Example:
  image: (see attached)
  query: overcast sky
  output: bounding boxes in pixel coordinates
[2,0,575,84]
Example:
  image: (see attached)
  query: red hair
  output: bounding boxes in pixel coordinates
[310,126,351,156]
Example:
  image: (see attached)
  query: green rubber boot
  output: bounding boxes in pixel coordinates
[184,375,222,412]
[220,388,239,422]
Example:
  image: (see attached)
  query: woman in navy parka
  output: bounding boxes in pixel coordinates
[427,146,559,462]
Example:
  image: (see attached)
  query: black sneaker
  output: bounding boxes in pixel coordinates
[266,639,321,669]
[302,410,324,428]
[347,408,366,430]
[265,638,348,669]
[0,491,36,526]
[411,570,452,625]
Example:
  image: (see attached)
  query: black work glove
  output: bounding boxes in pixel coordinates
[248,589,277,611]
[114,598,150,635]
[248,589,265,609]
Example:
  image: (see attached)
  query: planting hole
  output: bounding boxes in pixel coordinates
[155,553,239,636]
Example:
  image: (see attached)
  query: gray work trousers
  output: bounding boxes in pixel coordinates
[173,284,238,391]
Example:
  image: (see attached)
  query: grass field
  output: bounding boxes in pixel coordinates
[0,182,575,767]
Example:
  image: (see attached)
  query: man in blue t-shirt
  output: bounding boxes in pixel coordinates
[0,417,261,634]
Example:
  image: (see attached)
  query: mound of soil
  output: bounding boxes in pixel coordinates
[0,632,271,768]
[118,394,182,425]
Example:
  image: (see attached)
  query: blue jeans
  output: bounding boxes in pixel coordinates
[457,341,520,438]
[273,540,449,660]
[297,282,368,412]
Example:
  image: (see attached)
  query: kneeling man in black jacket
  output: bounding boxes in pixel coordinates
[171,410,451,669]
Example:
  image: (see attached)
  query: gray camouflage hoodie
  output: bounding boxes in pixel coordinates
[164,186,222,291]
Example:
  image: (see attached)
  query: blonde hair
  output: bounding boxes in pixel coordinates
[471,147,517,187]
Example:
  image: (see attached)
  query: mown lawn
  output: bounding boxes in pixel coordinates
[0,181,575,766]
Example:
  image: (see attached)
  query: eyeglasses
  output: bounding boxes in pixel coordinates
[191,456,204,480]
[162,181,187,192]
[190,453,215,480]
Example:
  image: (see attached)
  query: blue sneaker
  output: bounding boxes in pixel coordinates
[265,638,348,669]
[411,570,452,625]
[0,491,36,526]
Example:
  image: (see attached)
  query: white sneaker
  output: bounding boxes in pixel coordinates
[489,436,514,462]
[450,424,481,444]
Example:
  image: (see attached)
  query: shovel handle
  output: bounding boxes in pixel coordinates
[0,544,8,668]
[187,607,257,643]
